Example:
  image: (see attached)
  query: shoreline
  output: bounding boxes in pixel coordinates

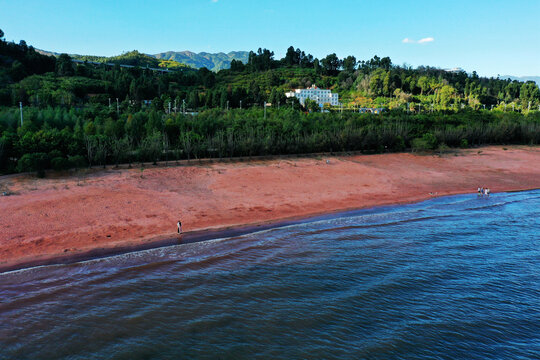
[0,189,517,274]
[2,187,539,274]
[1,146,539,273]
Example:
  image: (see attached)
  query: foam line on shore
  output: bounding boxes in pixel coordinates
[0,191,522,274]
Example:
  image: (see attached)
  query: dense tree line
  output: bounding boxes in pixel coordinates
[1,104,538,176]
[1,29,539,176]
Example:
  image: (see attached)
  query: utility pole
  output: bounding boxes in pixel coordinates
[116,98,119,115]
[109,98,111,109]
[168,102,171,114]
[226,100,229,111]
[19,102,23,127]
[240,100,242,109]
[512,103,515,112]
[483,104,486,110]
[264,102,267,119]
[491,105,493,111]
[174,99,177,114]
[528,101,531,111]
[183,99,186,114]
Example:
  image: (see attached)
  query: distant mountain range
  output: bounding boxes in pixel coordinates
[154,51,249,71]
[500,75,540,85]
[34,49,540,79]
[37,49,250,71]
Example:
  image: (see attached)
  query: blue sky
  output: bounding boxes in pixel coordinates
[1,0,539,77]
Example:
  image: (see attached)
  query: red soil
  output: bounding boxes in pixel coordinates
[1,146,539,271]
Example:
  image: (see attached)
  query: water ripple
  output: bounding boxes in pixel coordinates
[1,190,540,359]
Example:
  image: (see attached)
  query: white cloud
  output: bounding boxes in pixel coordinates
[402,37,435,44]
[418,37,434,43]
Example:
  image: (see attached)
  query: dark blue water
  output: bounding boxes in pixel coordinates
[1,191,539,360]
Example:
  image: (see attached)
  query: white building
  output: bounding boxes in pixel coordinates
[285,85,340,108]
[444,67,465,74]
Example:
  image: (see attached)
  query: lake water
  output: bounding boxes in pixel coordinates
[1,190,539,359]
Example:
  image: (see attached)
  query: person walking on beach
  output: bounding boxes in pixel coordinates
[177,220,182,234]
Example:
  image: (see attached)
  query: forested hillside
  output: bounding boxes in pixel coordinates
[39,49,249,72]
[0,30,539,176]
[153,51,249,71]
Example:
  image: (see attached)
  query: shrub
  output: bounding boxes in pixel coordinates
[68,155,87,168]
[51,157,70,171]
[48,149,63,159]
[412,133,438,151]
[411,137,428,152]
[394,135,406,152]
[460,139,469,148]
[17,152,49,177]
[437,143,450,153]
[422,132,438,150]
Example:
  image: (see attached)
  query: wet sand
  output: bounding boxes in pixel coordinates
[1,146,539,272]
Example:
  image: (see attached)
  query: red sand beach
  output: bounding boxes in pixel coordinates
[1,146,539,271]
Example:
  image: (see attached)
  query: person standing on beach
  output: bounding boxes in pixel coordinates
[177,220,182,234]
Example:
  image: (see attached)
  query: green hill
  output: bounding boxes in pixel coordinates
[37,50,190,70]
[37,49,247,71]
[153,51,249,71]
[76,50,190,69]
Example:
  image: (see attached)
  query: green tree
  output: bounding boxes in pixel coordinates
[343,55,357,73]
[321,53,342,75]
[220,88,228,108]
[181,132,195,160]
[520,81,540,109]
[284,46,298,66]
[313,59,321,75]
[304,98,320,112]
[51,156,70,171]
[84,121,96,136]
[369,69,386,96]
[84,135,97,167]
[269,88,286,107]
[141,131,162,164]
[438,85,456,108]
[56,54,74,76]
[230,59,245,72]
[188,91,200,109]
[417,76,430,95]
[17,152,49,177]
